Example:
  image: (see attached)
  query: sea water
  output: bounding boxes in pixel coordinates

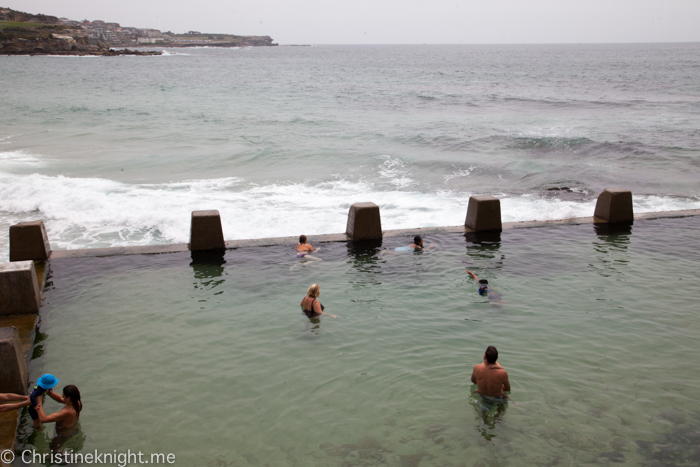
[1,44,700,258]
[17,216,700,466]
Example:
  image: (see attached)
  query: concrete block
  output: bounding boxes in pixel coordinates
[0,327,28,394]
[189,210,225,251]
[346,203,382,240]
[465,196,502,232]
[9,221,51,262]
[0,262,40,316]
[594,188,633,223]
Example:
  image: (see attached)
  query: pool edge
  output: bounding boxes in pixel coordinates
[46,208,700,260]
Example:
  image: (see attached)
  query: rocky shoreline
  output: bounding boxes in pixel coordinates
[0,26,162,56]
[4,46,162,56]
[1,7,274,56]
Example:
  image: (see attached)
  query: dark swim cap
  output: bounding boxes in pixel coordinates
[478,279,488,284]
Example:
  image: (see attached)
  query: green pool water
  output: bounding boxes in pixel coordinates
[17,216,700,466]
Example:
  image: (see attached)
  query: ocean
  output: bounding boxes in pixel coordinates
[1,43,699,257]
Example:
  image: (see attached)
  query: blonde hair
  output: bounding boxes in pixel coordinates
[306,284,320,298]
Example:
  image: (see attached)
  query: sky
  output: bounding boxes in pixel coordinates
[5,0,700,44]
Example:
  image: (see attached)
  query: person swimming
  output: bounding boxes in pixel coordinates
[296,235,314,257]
[466,270,490,294]
[292,235,322,268]
[466,270,503,302]
[394,235,425,252]
[300,284,337,319]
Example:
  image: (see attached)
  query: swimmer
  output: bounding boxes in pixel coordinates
[34,385,82,438]
[466,270,490,295]
[392,235,432,253]
[29,373,62,429]
[0,393,30,412]
[296,235,315,257]
[300,284,337,319]
[471,346,510,399]
[291,235,322,269]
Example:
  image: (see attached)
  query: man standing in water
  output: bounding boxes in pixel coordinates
[471,346,510,398]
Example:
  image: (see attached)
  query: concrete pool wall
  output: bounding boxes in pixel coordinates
[0,188,699,460]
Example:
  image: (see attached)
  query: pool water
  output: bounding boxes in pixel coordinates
[17,216,700,466]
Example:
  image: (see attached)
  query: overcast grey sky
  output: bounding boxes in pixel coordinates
[7,0,700,44]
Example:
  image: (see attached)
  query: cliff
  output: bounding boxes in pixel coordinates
[1,7,275,54]
[0,7,58,24]
[161,32,276,47]
[0,8,161,55]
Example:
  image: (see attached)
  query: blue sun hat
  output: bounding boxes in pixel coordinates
[37,374,59,389]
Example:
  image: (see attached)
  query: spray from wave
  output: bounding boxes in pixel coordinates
[2,158,699,259]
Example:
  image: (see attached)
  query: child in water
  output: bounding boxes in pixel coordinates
[29,373,62,428]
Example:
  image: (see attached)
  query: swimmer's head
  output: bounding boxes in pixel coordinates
[299,235,307,244]
[485,346,498,364]
[414,235,423,245]
[307,283,320,298]
[62,385,82,416]
[478,279,488,285]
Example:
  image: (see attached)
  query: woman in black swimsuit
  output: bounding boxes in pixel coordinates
[300,284,337,319]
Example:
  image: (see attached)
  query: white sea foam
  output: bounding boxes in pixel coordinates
[1,168,699,259]
[44,55,100,58]
[378,155,416,188]
[0,151,46,166]
[159,50,191,56]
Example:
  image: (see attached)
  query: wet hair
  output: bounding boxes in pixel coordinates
[485,346,498,364]
[307,284,320,298]
[299,235,307,244]
[478,279,488,284]
[62,385,82,418]
[414,235,422,244]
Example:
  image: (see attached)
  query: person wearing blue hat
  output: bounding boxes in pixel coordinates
[29,374,62,429]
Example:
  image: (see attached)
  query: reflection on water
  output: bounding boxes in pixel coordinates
[346,239,383,289]
[465,231,504,269]
[593,220,633,237]
[190,250,227,301]
[31,325,48,361]
[591,222,632,278]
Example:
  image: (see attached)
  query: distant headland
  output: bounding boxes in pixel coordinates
[0,7,277,56]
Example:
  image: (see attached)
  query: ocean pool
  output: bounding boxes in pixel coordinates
[17,216,700,466]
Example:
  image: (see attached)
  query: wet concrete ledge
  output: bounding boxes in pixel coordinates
[47,208,700,260]
[0,262,47,462]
